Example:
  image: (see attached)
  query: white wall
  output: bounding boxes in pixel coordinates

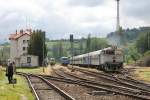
[10,40,17,60]
[17,34,30,56]
[20,55,39,67]
[10,33,40,67]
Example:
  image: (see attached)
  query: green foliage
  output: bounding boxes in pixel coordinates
[0,46,10,65]
[136,32,150,54]
[28,30,47,66]
[46,37,109,60]
[107,27,150,45]
[144,50,150,56]
[79,38,84,54]
[90,37,109,52]
[52,40,67,60]
[143,51,150,66]
[84,34,109,53]
[85,34,91,53]
[124,44,141,63]
[1,42,10,46]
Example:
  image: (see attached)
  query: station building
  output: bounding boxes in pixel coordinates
[9,29,39,67]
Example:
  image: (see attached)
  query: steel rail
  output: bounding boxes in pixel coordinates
[17,72,75,100]
[17,73,40,100]
[51,67,150,100]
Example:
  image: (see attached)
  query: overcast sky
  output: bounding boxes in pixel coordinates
[0,0,150,41]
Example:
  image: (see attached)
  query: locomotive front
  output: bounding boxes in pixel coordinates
[101,47,123,71]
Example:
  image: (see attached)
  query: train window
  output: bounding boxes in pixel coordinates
[105,50,115,55]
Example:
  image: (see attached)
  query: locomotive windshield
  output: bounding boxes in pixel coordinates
[61,57,68,60]
[103,50,115,55]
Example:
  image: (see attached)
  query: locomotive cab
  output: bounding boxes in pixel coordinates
[101,48,123,72]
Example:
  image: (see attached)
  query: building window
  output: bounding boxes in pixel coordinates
[23,40,25,44]
[27,57,31,63]
[27,40,29,44]
[23,47,26,51]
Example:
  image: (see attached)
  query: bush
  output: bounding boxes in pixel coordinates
[143,51,150,66]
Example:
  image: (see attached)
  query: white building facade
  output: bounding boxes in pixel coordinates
[9,29,39,67]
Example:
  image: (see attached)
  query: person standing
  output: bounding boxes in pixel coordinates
[6,63,14,84]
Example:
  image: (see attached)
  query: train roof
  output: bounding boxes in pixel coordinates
[70,47,123,60]
[60,57,69,59]
[71,47,113,59]
[89,50,102,56]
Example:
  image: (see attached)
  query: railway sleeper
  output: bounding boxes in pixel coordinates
[89,91,113,96]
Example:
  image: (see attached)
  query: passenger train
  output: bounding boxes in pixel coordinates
[60,57,70,66]
[70,47,123,72]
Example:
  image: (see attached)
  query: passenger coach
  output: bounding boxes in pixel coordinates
[70,47,123,72]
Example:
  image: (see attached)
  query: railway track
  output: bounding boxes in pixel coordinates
[19,72,114,100]
[67,66,150,92]
[78,67,150,92]
[51,66,150,100]
[16,65,150,100]
[17,72,75,100]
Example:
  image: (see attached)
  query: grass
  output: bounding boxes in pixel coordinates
[0,68,35,100]
[16,67,44,74]
[134,67,150,82]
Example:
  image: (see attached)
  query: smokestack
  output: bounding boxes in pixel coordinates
[116,0,120,33]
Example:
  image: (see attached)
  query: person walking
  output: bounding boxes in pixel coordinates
[6,63,14,84]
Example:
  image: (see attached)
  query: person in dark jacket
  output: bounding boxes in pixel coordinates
[7,63,14,84]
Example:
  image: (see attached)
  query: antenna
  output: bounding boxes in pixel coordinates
[28,17,31,29]
[25,16,31,29]
[26,16,28,29]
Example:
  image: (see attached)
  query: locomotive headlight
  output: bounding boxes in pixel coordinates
[113,56,116,63]
[113,59,116,63]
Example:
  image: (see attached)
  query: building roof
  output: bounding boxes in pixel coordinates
[9,29,32,40]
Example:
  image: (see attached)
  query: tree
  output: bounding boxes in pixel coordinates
[52,40,67,61]
[143,51,150,66]
[85,34,91,53]
[90,38,108,51]
[79,37,84,54]
[125,44,141,64]
[136,33,150,54]
[28,30,47,66]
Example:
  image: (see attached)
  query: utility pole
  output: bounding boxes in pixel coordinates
[87,34,91,68]
[148,33,150,50]
[43,31,45,73]
[70,34,74,70]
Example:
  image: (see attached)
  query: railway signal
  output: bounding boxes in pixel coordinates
[70,34,74,70]
[70,34,74,42]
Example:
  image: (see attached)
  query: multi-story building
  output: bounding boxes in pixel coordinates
[9,29,39,67]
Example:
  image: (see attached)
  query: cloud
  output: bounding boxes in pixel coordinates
[121,0,150,26]
[0,0,149,42]
[67,0,104,7]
